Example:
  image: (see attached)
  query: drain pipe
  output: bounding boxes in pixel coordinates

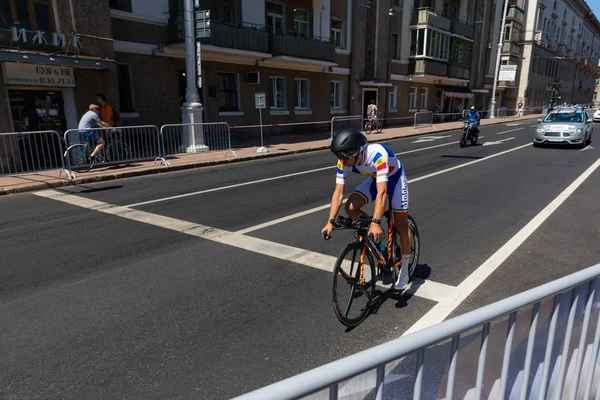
[348,0,357,115]
[384,2,393,127]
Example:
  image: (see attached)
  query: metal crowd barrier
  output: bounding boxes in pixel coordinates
[413,111,435,132]
[63,125,168,179]
[330,115,363,140]
[234,262,600,400]
[497,107,508,119]
[0,130,69,178]
[160,122,236,158]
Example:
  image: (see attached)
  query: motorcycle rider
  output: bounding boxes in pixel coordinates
[465,106,480,134]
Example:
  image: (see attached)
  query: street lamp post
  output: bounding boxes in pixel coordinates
[181,0,207,152]
[489,0,509,119]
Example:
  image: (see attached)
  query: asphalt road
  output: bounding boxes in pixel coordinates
[1,120,600,399]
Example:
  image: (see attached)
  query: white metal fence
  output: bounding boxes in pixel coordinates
[234,262,600,400]
[63,125,168,178]
[160,122,236,158]
[330,115,364,140]
[414,111,435,132]
[0,130,69,177]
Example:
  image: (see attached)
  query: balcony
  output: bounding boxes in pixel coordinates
[448,64,470,80]
[410,8,451,32]
[451,19,474,39]
[270,34,336,62]
[502,42,521,57]
[508,0,525,10]
[409,59,448,76]
[168,18,270,54]
[200,23,269,54]
[534,30,547,47]
[506,7,524,23]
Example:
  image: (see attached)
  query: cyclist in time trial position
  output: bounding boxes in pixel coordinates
[465,106,481,134]
[321,129,412,291]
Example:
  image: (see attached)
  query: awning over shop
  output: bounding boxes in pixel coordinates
[439,84,473,99]
[0,50,115,69]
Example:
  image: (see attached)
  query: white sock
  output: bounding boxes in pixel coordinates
[401,254,411,275]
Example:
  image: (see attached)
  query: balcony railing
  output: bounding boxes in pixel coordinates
[502,42,521,56]
[451,19,473,39]
[410,8,451,31]
[506,7,524,22]
[409,59,448,76]
[534,30,547,47]
[199,22,270,53]
[448,64,470,80]
[270,34,336,62]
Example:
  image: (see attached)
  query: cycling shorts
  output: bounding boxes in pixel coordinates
[352,167,409,213]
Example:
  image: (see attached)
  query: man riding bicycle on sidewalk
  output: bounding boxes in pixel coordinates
[321,129,413,291]
[78,103,112,160]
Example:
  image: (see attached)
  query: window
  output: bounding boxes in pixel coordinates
[3,0,55,31]
[388,86,397,109]
[267,2,284,35]
[409,87,417,109]
[294,9,309,37]
[270,77,285,109]
[222,0,236,24]
[420,87,428,109]
[451,37,472,66]
[391,34,399,59]
[331,19,344,47]
[330,82,342,109]
[109,0,132,12]
[295,78,309,109]
[217,73,239,111]
[117,64,135,112]
[410,28,450,60]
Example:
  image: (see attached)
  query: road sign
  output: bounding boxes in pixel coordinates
[195,10,211,39]
[499,64,517,81]
[255,93,266,109]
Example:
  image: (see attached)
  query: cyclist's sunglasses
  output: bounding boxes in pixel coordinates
[335,150,358,160]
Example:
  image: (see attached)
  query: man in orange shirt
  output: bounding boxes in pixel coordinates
[96,93,115,127]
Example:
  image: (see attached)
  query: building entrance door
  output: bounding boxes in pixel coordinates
[7,90,67,171]
[8,90,67,133]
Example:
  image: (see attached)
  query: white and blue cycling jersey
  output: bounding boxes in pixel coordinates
[335,143,409,213]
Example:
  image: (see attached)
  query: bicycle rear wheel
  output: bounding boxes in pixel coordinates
[332,240,376,327]
[65,143,94,173]
[376,121,383,133]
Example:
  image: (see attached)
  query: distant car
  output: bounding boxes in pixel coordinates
[593,109,600,122]
[533,107,593,148]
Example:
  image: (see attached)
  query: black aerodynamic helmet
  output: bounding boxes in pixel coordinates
[331,129,367,159]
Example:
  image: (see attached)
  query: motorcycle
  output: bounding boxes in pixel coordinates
[460,120,479,148]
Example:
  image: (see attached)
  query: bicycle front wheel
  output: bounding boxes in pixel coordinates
[332,240,376,328]
[65,144,94,173]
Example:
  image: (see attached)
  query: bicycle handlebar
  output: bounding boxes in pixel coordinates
[322,215,373,240]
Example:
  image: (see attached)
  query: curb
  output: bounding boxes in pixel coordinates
[0,116,538,196]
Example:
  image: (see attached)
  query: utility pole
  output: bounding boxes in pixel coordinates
[181,0,207,152]
[489,0,509,119]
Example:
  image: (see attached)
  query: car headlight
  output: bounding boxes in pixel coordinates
[576,128,583,133]
[537,127,545,133]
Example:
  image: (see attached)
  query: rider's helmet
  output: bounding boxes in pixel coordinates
[331,129,367,160]
[470,106,476,111]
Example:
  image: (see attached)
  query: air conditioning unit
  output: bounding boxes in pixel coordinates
[246,71,260,84]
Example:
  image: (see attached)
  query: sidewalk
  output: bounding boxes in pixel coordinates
[0,114,541,196]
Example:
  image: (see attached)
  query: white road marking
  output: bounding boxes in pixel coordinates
[482,137,515,146]
[505,123,523,126]
[236,142,532,234]
[530,125,538,127]
[412,135,452,143]
[402,155,600,336]
[33,190,456,304]
[123,137,468,208]
[496,127,524,134]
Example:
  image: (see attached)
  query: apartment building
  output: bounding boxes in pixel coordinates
[0,0,117,134]
[4,0,550,137]
[505,0,600,109]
